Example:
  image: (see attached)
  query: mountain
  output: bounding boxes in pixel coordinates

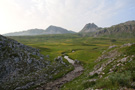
[4,28,45,36]
[3,26,76,36]
[0,35,71,90]
[45,25,76,34]
[95,20,135,37]
[79,23,99,33]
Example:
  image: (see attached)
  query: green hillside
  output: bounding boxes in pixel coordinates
[9,34,135,89]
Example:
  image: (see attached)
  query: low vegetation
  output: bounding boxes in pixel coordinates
[9,34,135,89]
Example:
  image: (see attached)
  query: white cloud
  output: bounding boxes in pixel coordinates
[0,0,135,34]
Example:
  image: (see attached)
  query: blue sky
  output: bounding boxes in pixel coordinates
[0,0,135,34]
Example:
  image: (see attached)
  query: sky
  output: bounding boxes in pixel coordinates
[0,0,135,34]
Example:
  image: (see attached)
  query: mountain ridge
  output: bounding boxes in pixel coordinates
[3,25,76,36]
[95,20,135,37]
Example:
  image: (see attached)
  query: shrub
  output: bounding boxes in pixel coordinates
[125,44,135,55]
[110,39,116,42]
[83,81,96,89]
[89,73,98,79]
[109,71,131,86]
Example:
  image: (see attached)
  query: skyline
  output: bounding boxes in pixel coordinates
[0,0,135,34]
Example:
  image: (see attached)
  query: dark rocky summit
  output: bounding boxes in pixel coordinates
[80,23,99,33]
[0,35,70,90]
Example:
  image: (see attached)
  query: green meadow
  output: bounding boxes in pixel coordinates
[9,34,135,89]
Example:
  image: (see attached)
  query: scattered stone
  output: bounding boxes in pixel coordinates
[108,45,117,49]
[88,79,97,82]
[121,43,133,48]
[72,50,75,53]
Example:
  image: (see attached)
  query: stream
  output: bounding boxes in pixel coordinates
[35,56,84,90]
[64,56,75,64]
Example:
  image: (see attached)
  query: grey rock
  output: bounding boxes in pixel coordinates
[14,57,20,63]
[27,59,32,64]
[108,45,117,49]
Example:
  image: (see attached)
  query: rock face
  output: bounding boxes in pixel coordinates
[95,21,135,37]
[0,35,69,90]
[3,26,75,36]
[80,23,99,33]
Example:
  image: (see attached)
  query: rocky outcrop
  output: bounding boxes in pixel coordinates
[0,35,70,90]
[87,43,135,89]
[35,57,83,90]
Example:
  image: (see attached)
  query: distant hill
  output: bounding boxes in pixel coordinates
[4,29,45,36]
[79,23,100,33]
[45,25,76,34]
[95,20,135,38]
[3,26,76,36]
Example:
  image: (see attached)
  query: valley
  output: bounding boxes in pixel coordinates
[0,0,135,89]
[9,34,135,90]
[1,21,135,90]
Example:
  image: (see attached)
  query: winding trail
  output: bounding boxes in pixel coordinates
[35,56,84,90]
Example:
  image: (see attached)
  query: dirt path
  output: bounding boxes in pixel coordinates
[35,57,84,90]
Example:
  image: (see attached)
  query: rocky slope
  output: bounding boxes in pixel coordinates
[95,21,135,37]
[84,43,135,89]
[3,26,75,36]
[0,35,72,90]
[79,23,99,33]
[36,60,83,90]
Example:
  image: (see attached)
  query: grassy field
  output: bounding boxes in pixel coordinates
[9,34,135,90]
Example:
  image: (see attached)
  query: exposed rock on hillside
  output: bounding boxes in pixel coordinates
[85,43,135,89]
[0,35,71,90]
[95,21,135,37]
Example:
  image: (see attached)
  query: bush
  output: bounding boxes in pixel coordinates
[132,71,135,81]
[83,81,96,89]
[109,71,131,86]
[89,73,98,79]
[125,44,135,55]
[95,79,113,89]
[110,39,116,42]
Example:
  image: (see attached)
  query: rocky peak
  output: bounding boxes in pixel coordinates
[85,23,98,28]
[80,23,99,33]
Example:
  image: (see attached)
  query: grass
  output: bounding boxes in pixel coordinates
[9,34,135,89]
